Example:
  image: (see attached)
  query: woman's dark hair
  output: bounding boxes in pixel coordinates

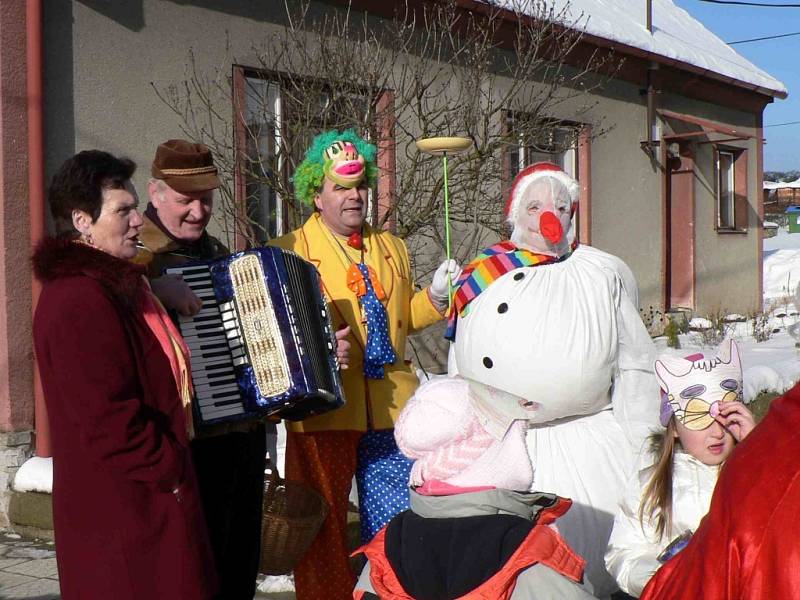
[48,150,136,238]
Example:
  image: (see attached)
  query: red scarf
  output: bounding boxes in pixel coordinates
[140,277,195,439]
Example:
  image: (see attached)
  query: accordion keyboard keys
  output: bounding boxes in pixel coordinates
[165,264,247,422]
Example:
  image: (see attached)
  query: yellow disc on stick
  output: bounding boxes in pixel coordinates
[415,137,472,155]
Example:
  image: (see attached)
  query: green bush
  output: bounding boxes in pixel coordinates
[749,391,779,423]
[665,317,681,349]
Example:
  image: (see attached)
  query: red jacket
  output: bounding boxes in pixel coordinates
[640,383,800,600]
[32,238,217,600]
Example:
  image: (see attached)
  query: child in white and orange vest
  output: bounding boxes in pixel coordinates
[352,376,595,599]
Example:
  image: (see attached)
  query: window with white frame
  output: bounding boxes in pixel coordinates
[237,68,375,244]
[716,149,736,230]
[506,113,579,181]
[241,76,284,243]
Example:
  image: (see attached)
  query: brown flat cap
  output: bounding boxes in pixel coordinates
[151,139,220,193]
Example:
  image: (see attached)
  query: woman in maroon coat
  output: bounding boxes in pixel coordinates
[32,150,217,599]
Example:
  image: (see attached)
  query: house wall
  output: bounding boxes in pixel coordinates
[579,78,665,312]
[43,0,296,247]
[660,93,762,314]
[44,0,766,317]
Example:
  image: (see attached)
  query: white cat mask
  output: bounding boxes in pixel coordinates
[655,338,743,430]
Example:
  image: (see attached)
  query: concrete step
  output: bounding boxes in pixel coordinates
[8,491,53,541]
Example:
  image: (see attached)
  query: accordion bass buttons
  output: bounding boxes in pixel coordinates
[229,254,292,397]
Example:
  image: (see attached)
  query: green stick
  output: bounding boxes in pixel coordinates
[442,152,453,310]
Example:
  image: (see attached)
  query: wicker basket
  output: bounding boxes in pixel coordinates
[259,468,329,575]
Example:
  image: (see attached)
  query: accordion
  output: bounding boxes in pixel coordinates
[165,247,345,429]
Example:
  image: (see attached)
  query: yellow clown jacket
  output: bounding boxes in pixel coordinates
[269,212,444,433]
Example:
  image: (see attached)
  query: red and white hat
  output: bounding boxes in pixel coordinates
[504,162,580,224]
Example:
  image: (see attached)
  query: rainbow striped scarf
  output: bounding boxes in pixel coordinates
[444,240,575,341]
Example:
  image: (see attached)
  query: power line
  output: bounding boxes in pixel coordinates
[698,0,800,6]
[764,120,800,127]
[728,30,800,44]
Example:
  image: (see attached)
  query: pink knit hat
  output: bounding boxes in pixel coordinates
[395,377,533,493]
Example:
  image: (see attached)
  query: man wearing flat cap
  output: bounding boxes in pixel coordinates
[135,139,266,600]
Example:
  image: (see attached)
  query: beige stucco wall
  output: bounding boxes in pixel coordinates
[587,83,763,316]
[44,0,297,247]
[44,0,766,317]
[662,93,761,315]
[578,78,665,312]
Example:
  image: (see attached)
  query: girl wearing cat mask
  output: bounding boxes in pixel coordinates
[604,338,755,597]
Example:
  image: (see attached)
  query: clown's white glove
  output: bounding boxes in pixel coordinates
[429,259,462,312]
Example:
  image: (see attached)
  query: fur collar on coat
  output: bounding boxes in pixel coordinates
[33,237,147,312]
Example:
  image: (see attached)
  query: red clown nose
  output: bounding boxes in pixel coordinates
[539,211,563,244]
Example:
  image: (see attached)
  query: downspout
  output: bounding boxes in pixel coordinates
[643,0,658,155]
[27,0,50,457]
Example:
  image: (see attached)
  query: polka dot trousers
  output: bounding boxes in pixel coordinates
[285,429,412,600]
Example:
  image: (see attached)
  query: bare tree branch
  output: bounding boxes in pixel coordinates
[153,0,619,271]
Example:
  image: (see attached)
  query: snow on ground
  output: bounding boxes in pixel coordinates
[257,574,295,594]
[12,456,52,493]
[657,226,800,404]
[764,227,800,302]
[688,317,712,330]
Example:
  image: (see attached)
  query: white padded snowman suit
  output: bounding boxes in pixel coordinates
[449,244,660,598]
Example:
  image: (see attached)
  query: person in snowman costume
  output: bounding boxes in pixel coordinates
[447,162,661,598]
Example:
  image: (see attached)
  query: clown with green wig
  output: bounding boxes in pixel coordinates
[269,129,460,600]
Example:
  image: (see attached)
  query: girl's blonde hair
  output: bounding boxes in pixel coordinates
[639,418,678,540]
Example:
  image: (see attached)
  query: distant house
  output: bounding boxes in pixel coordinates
[0,0,787,524]
[764,179,800,217]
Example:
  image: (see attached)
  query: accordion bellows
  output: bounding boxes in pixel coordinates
[166,247,345,430]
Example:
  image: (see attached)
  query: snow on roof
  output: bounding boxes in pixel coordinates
[766,178,800,189]
[491,0,786,97]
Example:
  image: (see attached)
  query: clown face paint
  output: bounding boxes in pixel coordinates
[655,338,743,431]
[323,140,366,188]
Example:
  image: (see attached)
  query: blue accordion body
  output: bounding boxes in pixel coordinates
[166,247,345,430]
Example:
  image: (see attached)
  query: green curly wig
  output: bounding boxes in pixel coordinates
[292,129,378,206]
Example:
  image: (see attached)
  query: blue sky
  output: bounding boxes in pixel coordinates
[673,0,800,171]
